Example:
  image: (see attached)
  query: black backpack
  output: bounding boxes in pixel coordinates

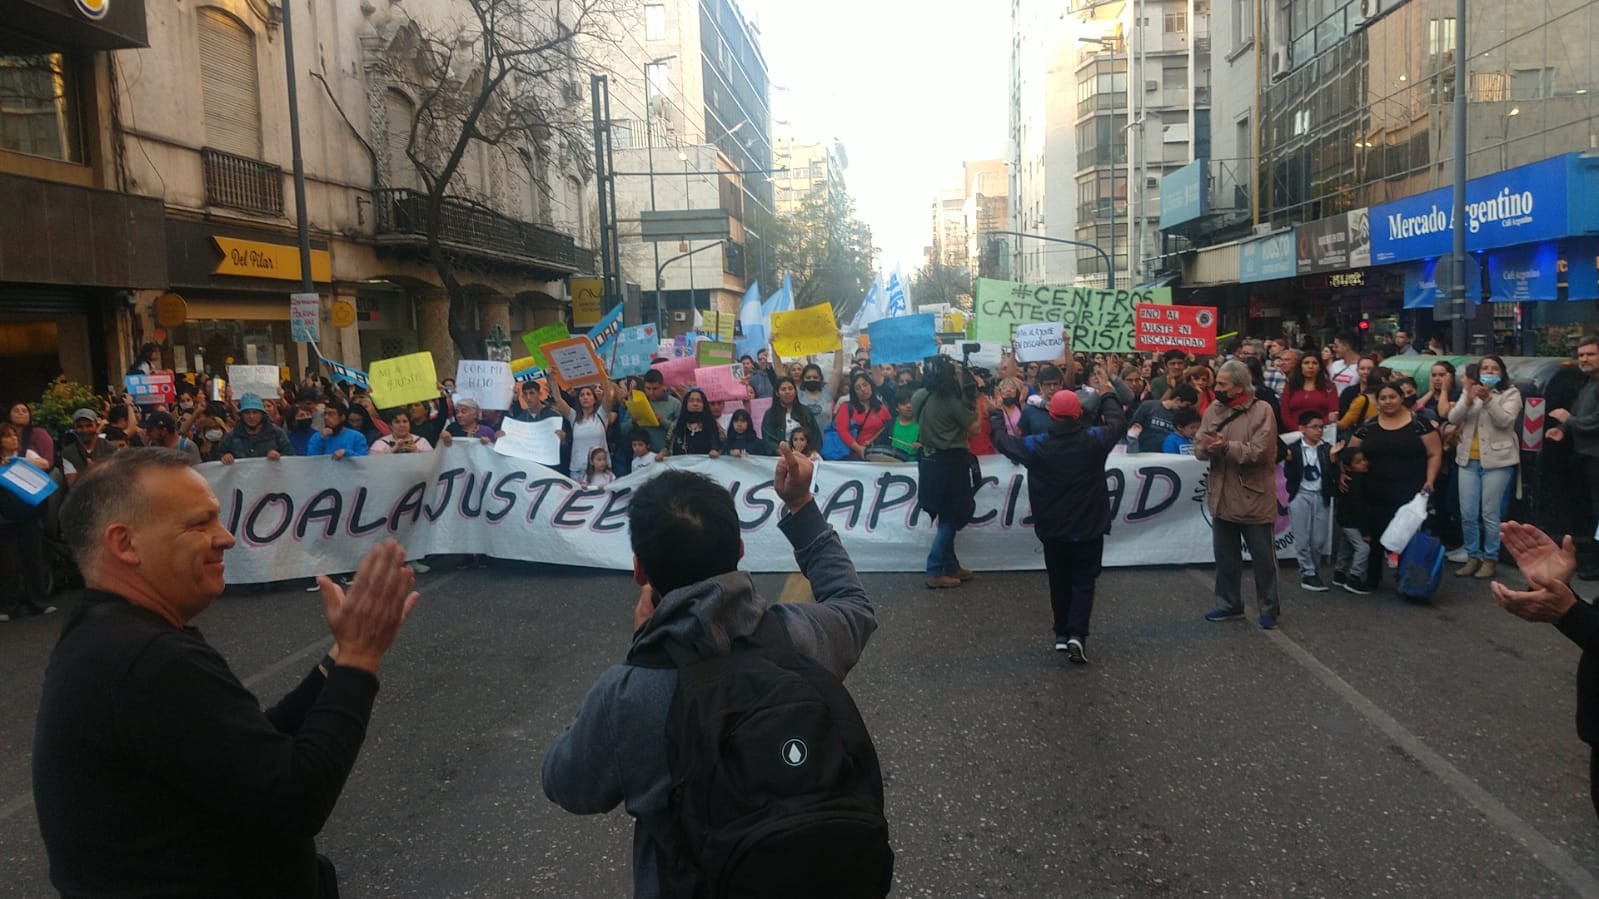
[634,611,895,899]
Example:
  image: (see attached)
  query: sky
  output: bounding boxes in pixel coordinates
[744,0,1011,277]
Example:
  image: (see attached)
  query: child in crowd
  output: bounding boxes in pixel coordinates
[1332,445,1373,595]
[628,429,657,472]
[723,409,765,457]
[789,426,822,462]
[1160,407,1202,454]
[581,446,614,488]
[1285,412,1334,591]
[876,388,922,462]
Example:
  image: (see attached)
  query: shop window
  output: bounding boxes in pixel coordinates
[0,53,84,162]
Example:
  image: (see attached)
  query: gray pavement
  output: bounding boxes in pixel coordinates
[3,558,1599,897]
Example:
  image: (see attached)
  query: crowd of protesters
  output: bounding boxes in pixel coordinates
[0,323,1549,625]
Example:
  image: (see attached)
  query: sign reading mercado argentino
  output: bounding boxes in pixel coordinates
[200,443,1298,584]
[973,278,1171,351]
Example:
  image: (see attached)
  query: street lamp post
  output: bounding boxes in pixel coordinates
[992,230,1115,289]
[644,54,676,334]
[657,241,726,334]
[1446,0,1468,354]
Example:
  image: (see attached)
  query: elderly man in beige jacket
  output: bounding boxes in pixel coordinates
[1195,360,1285,628]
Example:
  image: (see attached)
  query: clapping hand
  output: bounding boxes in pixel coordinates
[1499,521,1577,587]
[318,540,422,673]
[1492,572,1579,623]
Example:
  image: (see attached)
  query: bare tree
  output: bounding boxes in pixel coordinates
[375,0,625,359]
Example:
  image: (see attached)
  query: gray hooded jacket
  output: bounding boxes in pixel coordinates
[541,502,877,898]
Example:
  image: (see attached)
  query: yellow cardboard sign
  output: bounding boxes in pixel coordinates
[770,304,842,357]
[624,389,659,428]
[368,351,438,409]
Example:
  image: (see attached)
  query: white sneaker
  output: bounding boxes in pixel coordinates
[1445,546,1469,563]
[1053,639,1069,653]
[1065,638,1088,664]
[409,560,431,574]
[305,582,322,593]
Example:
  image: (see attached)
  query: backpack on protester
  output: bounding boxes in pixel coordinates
[1396,528,1445,601]
[635,612,895,899]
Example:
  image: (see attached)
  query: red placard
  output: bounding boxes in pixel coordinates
[1134,304,1217,355]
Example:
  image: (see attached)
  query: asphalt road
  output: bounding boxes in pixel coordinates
[3,556,1599,898]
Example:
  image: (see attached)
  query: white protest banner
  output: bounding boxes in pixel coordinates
[493,417,563,466]
[227,364,281,400]
[290,293,321,344]
[454,360,514,410]
[200,446,1297,584]
[1013,322,1065,363]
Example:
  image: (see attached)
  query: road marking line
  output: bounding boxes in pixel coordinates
[777,572,812,604]
[0,569,465,828]
[1185,568,1599,897]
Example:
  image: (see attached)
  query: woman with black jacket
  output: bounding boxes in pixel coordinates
[664,389,723,458]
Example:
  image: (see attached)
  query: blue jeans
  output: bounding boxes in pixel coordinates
[926,520,961,577]
[1458,461,1515,560]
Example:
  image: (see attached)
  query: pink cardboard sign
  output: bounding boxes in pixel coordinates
[695,364,749,402]
[654,356,698,389]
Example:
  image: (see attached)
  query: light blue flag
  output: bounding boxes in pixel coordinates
[326,360,370,390]
[761,273,793,319]
[513,366,548,384]
[866,313,938,366]
[738,281,763,330]
[584,303,625,366]
[853,275,886,329]
[736,324,767,361]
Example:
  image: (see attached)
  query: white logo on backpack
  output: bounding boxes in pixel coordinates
[782,739,808,767]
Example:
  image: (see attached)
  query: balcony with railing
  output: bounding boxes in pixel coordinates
[372,188,581,277]
[202,147,283,216]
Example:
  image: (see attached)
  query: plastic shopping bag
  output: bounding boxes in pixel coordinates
[1380,492,1430,553]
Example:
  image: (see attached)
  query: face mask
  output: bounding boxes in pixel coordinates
[802,381,823,391]
[1480,374,1501,388]
[204,429,224,442]
[1401,394,1418,408]
[1002,395,1019,407]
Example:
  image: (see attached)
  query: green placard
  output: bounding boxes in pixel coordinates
[520,323,571,368]
[695,340,735,367]
[974,278,1172,352]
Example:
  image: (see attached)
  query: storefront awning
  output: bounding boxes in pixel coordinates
[2,0,148,52]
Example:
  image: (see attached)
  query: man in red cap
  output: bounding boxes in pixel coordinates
[989,376,1129,663]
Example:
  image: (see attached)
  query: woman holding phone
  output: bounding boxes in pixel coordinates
[1447,356,1523,579]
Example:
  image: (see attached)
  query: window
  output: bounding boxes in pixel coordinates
[1233,0,1254,49]
[1426,18,1456,56]
[0,53,83,162]
[645,4,666,41]
[384,90,420,190]
[198,9,262,158]
[1236,116,1250,159]
[1165,66,1188,90]
[645,61,670,100]
[1164,10,1187,32]
[1512,68,1554,100]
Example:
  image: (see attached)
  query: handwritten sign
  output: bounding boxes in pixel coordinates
[696,340,735,367]
[770,304,842,356]
[1013,322,1066,363]
[454,360,514,410]
[368,351,439,409]
[521,323,571,368]
[865,314,938,366]
[653,356,699,389]
[624,389,660,428]
[974,278,1165,351]
[611,324,659,378]
[1134,304,1217,355]
[226,364,281,400]
[695,364,749,402]
[290,292,320,343]
[494,417,563,466]
[540,337,608,391]
[124,372,177,405]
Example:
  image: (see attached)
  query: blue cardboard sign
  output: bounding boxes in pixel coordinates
[326,360,370,390]
[1239,232,1296,283]
[1371,155,1573,264]
[0,457,57,507]
[610,324,659,378]
[1159,159,1208,229]
[866,313,939,367]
